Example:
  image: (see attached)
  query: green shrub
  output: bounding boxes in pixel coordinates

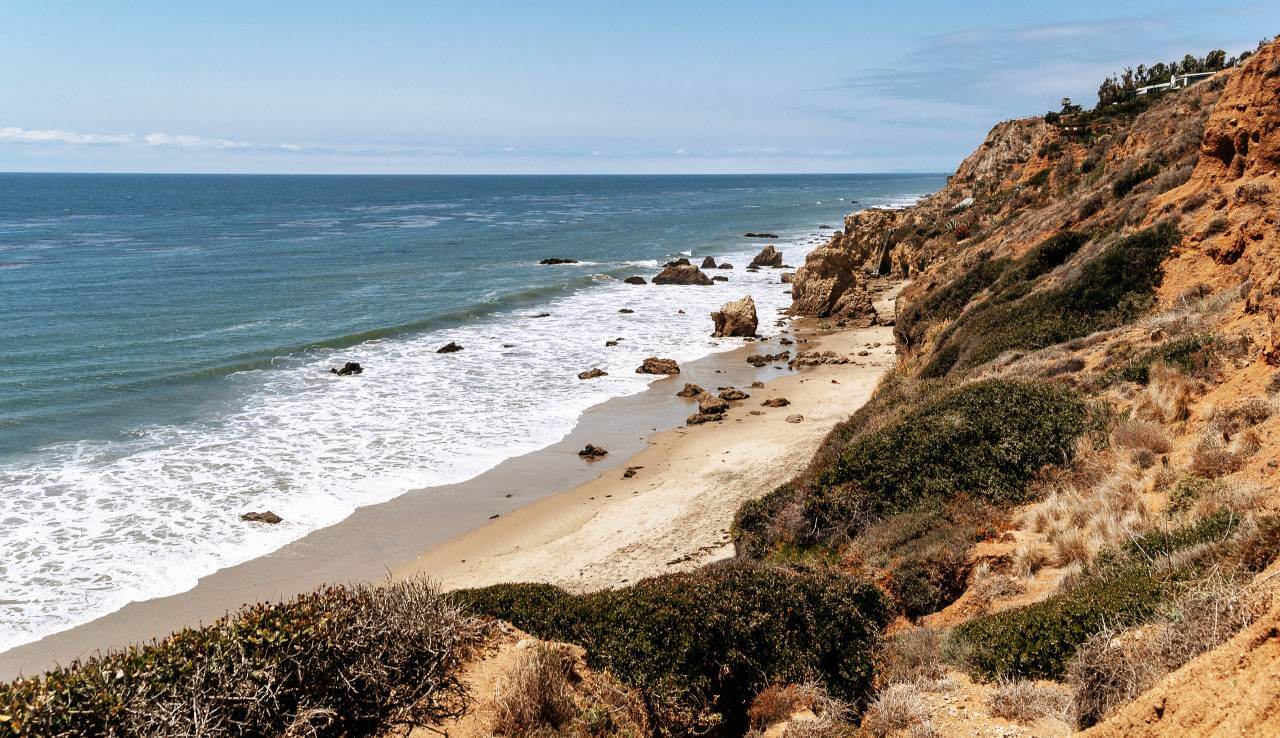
[456,561,890,736]
[895,257,1010,349]
[922,223,1177,376]
[1112,162,1161,198]
[1103,334,1215,385]
[0,580,482,738]
[957,513,1238,681]
[1235,514,1280,572]
[819,379,1088,517]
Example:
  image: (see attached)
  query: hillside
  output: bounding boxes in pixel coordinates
[5,37,1280,738]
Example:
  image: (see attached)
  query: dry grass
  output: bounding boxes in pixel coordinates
[1130,361,1196,423]
[491,642,648,737]
[985,678,1072,724]
[968,563,1027,611]
[1013,540,1050,577]
[861,683,937,738]
[1052,528,1098,567]
[1112,419,1172,455]
[877,628,947,686]
[1190,437,1243,478]
[1067,573,1269,728]
[1026,458,1153,569]
[747,683,854,738]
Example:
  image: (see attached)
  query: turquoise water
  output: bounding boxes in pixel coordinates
[0,173,943,652]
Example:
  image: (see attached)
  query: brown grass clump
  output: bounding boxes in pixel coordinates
[1189,437,1243,478]
[1111,419,1172,455]
[1013,540,1050,577]
[1130,361,1196,423]
[747,683,854,738]
[861,683,936,738]
[492,644,579,735]
[968,563,1027,611]
[1052,528,1098,567]
[877,628,947,686]
[985,678,1072,724]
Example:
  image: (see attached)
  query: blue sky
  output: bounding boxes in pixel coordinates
[1,1,1275,174]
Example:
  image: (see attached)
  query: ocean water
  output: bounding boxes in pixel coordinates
[0,173,943,652]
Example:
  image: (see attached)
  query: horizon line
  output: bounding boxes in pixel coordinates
[0,169,951,178]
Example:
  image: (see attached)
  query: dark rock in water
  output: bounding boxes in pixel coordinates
[663,257,692,267]
[578,443,608,459]
[653,263,713,285]
[502,343,517,348]
[781,272,794,284]
[605,340,619,347]
[744,232,780,239]
[718,263,734,269]
[330,361,363,376]
[636,357,680,375]
[711,296,758,338]
[623,276,647,285]
[719,388,750,401]
[713,275,729,282]
[619,308,635,314]
[241,510,282,524]
[540,257,579,265]
[578,367,608,380]
[780,264,793,269]
[746,266,760,273]
[779,337,794,346]
[437,341,463,353]
[676,383,704,397]
[818,225,834,229]
[750,244,783,268]
[701,256,717,268]
[531,312,551,318]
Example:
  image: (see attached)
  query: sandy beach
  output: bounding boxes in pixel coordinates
[398,285,902,593]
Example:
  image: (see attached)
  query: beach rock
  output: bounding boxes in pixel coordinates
[686,412,724,425]
[578,367,608,380]
[623,466,642,479]
[241,511,283,524]
[762,397,791,408]
[663,258,691,267]
[750,381,765,388]
[780,272,794,284]
[718,263,733,269]
[744,232,780,239]
[750,244,783,268]
[329,361,363,376]
[653,263,713,285]
[779,337,794,345]
[696,392,730,415]
[788,244,876,320]
[636,357,680,375]
[437,341,463,353]
[719,388,750,401]
[623,276,647,285]
[676,383,704,397]
[539,258,579,265]
[618,308,635,314]
[786,414,804,423]
[578,444,608,459]
[711,295,758,338]
[701,256,717,268]
[713,275,729,282]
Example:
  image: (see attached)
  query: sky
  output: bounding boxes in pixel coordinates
[0,1,1276,174]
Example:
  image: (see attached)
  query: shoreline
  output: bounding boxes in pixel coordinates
[1,278,902,680]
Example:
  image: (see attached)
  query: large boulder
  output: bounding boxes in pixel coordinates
[676,383,704,397]
[653,263,713,285]
[696,392,730,415]
[636,357,680,375]
[701,256,717,268]
[750,245,784,268]
[711,295,758,338]
[788,244,875,321]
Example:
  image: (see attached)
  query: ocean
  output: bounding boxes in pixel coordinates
[0,172,944,653]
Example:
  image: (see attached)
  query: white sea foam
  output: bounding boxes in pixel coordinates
[0,234,819,653]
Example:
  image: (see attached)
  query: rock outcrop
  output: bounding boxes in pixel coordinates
[636,357,680,375]
[750,245,783,268]
[577,368,607,380]
[711,295,758,337]
[676,383,704,397]
[788,245,875,320]
[701,256,717,268]
[653,262,713,285]
[437,342,463,353]
[623,276,647,285]
[241,511,282,524]
[696,392,730,415]
[329,362,363,376]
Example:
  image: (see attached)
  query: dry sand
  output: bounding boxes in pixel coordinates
[398,304,900,593]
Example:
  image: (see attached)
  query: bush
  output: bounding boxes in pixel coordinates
[456,561,890,736]
[895,257,1009,349]
[1112,162,1161,198]
[819,379,1088,518]
[1104,334,1214,385]
[0,580,483,738]
[923,223,1178,376]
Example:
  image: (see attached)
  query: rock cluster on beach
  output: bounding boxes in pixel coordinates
[636,357,680,375]
[578,444,608,459]
[749,245,784,268]
[746,351,790,367]
[652,259,713,285]
[710,295,758,338]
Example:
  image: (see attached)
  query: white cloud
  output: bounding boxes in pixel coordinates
[143,132,253,150]
[0,126,135,145]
